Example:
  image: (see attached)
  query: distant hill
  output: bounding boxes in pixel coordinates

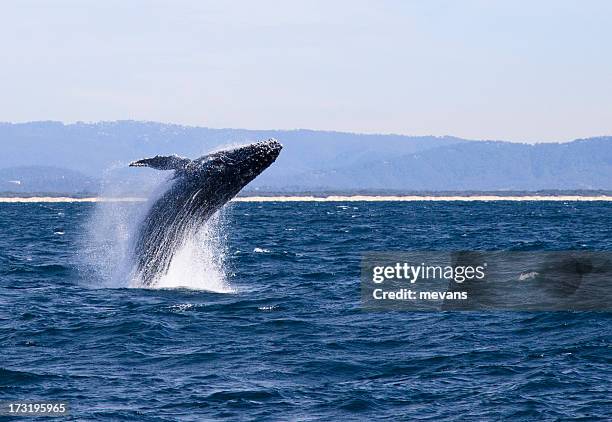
[0,121,611,193]
[0,166,96,195]
[275,137,612,191]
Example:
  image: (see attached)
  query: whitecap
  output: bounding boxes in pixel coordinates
[258,305,277,311]
[519,271,539,281]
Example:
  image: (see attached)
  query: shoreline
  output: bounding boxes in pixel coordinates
[2,195,612,203]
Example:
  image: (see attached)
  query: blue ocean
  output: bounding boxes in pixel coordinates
[1,201,610,420]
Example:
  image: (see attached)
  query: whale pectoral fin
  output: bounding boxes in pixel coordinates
[129,155,191,170]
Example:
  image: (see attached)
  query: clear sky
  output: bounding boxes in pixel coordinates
[1,0,611,142]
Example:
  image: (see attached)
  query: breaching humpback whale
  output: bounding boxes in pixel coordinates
[129,139,282,286]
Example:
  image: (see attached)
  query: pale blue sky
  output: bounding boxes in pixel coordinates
[1,0,611,142]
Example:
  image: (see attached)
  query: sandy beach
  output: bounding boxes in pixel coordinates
[233,195,612,202]
[2,195,612,203]
[0,197,146,203]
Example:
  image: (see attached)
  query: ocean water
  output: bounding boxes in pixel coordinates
[0,201,610,421]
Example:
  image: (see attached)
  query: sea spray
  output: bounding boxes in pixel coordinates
[81,168,233,292]
[79,201,138,288]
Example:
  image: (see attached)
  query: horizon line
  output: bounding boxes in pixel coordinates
[3,195,612,203]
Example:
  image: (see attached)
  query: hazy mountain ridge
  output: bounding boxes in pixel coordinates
[278,138,612,191]
[0,121,611,193]
[0,166,97,195]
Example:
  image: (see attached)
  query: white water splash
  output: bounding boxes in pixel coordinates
[81,168,233,292]
[148,213,234,293]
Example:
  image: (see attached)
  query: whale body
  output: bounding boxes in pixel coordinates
[129,139,282,286]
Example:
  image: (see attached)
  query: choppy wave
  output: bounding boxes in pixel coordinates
[0,201,610,420]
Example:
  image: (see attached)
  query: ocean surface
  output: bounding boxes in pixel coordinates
[0,201,610,420]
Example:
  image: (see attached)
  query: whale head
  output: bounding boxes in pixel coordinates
[130,138,282,209]
[195,138,283,191]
